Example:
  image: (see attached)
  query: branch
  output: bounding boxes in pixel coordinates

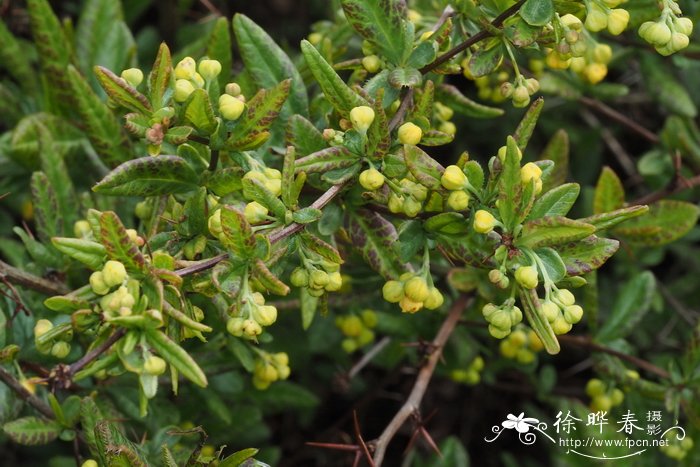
[420,0,526,74]
[68,328,127,377]
[371,295,470,466]
[0,260,69,296]
[630,154,700,205]
[557,334,670,379]
[0,366,55,419]
[579,96,660,145]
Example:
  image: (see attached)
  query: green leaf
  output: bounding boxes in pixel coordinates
[596,271,656,343]
[226,79,291,150]
[99,211,147,273]
[407,41,437,69]
[0,20,37,92]
[613,200,700,246]
[556,235,619,276]
[396,220,426,262]
[497,136,523,230]
[184,89,217,134]
[641,55,697,118]
[144,328,208,387]
[233,14,308,116]
[149,43,173,108]
[31,172,60,241]
[300,233,343,264]
[293,207,323,224]
[207,17,232,89]
[388,67,422,88]
[300,40,366,117]
[219,448,260,467]
[579,205,649,231]
[66,65,128,166]
[220,206,256,258]
[286,115,326,157]
[93,156,199,196]
[201,167,244,196]
[3,417,61,445]
[242,178,287,218]
[534,247,566,283]
[521,288,560,355]
[426,436,469,467]
[295,146,359,174]
[514,97,544,151]
[538,129,569,192]
[517,217,596,248]
[52,238,106,270]
[300,288,319,330]
[520,0,554,26]
[593,167,625,215]
[528,183,580,219]
[341,0,409,65]
[437,84,504,119]
[468,40,504,77]
[94,65,152,115]
[348,209,407,280]
[252,259,290,296]
[403,144,445,190]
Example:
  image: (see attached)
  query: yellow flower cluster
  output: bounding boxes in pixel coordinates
[482,301,523,338]
[382,273,443,313]
[336,310,378,353]
[252,352,290,390]
[226,291,278,339]
[450,356,485,385]
[540,288,583,335]
[585,378,625,412]
[499,327,544,364]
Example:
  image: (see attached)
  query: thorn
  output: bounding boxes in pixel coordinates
[305,441,360,452]
[353,411,375,467]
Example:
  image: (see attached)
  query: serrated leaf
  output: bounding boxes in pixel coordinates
[31,172,60,241]
[341,0,409,65]
[0,20,37,92]
[300,233,343,264]
[348,209,407,280]
[234,14,308,116]
[99,211,147,273]
[286,115,326,157]
[144,328,207,387]
[226,79,290,150]
[292,207,323,224]
[184,89,217,134]
[220,206,256,258]
[388,67,422,88]
[295,146,359,174]
[596,271,656,343]
[436,84,504,119]
[94,65,152,115]
[468,40,504,77]
[556,235,619,276]
[528,183,579,219]
[593,167,624,215]
[201,167,244,196]
[520,0,554,26]
[613,200,700,246]
[301,40,366,117]
[3,417,61,446]
[517,216,595,248]
[93,156,199,196]
[52,237,106,270]
[149,43,172,108]
[403,144,444,190]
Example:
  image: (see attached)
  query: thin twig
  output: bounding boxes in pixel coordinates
[420,0,527,74]
[348,337,391,380]
[0,366,55,419]
[68,328,127,377]
[388,88,415,132]
[579,96,660,145]
[371,295,470,466]
[0,260,69,296]
[630,166,700,205]
[557,334,670,379]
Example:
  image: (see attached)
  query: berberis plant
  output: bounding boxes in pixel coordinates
[1,0,700,465]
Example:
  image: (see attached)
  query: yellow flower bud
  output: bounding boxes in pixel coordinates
[583,63,608,84]
[51,341,71,359]
[447,190,470,211]
[208,209,222,237]
[434,102,454,121]
[441,165,468,190]
[382,280,404,303]
[120,68,143,87]
[670,32,690,52]
[362,55,381,73]
[219,94,245,120]
[397,122,422,145]
[555,289,575,306]
[407,9,422,23]
[611,388,624,406]
[82,460,99,467]
[584,8,608,32]
[341,315,363,337]
[420,31,433,42]
[439,121,457,135]
[73,220,91,238]
[488,325,510,339]
[253,305,278,326]
[520,162,542,184]
[564,304,583,323]
[349,106,375,133]
[174,79,195,103]
[560,14,583,30]
[473,210,497,234]
[512,85,530,108]
[423,287,444,310]
[198,59,222,81]
[325,271,343,291]
[290,267,309,287]
[647,22,672,46]
[592,44,613,64]
[244,201,268,224]
[607,9,629,35]
[399,296,423,313]
[34,319,53,338]
[402,197,422,217]
[674,17,693,36]
[541,301,560,322]
[515,266,538,289]
[590,395,612,412]
[309,270,329,289]
[144,355,167,375]
[89,271,110,295]
[102,260,127,287]
[404,276,429,302]
[225,82,242,96]
[359,168,385,190]
[308,32,323,45]
[497,144,522,162]
[175,57,196,79]
[226,317,245,336]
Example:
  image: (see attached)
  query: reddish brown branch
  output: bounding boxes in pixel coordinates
[0,366,54,419]
[579,96,660,145]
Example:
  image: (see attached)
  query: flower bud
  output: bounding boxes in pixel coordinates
[488,325,510,339]
[441,165,468,190]
[290,268,308,287]
[590,395,612,412]
[561,14,583,30]
[242,319,262,337]
[647,22,672,46]
[208,209,222,237]
[399,296,423,313]
[439,121,457,136]
[541,301,560,322]
[308,32,322,45]
[253,305,278,326]
[674,17,693,36]
[349,106,375,133]
[73,220,91,238]
[244,201,268,224]
[515,266,538,289]
[120,68,143,87]
[551,316,572,335]
[82,460,98,467]
[434,102,454,121]
[607,9,629,35]
[34,319,53,338]
[362,55,381,73]
[670,32,690,52]
[325,271,343,291]
[102,260,127,287]
[489,309,512,330]
[524,78,540,95]
[89,271,110,295]
[473,210,497,234]
[226,317,245,336]
[497,144,522,162]
[144,355,167,375]
[583,63,608,84]
[402,197,422,217]
[225,82,242,96]
[51,341,70,359]
[423,287,444,310]
[397,122,422,145]
[382,280,404,303]
[512,85,530,108]
[555,289,575,306]
[510,306,523,325]
[611,388,624,406]
[309,270,329,289]
[198,59,222,81]
[404,277,429,302]
[520,162,542,184]
[359,168,385,190]
[219,94,245,120]
[584,8,608,32]
[592,44,613,64]
[447,190,470,211]
[407,9,422,23]
[174,79,195,102]
[564,304,583,323]
[341,315,363,337]
[174,57,196,79]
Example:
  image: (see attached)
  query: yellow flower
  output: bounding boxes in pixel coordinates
[473,210,497,234]
[398,122,422,145]
[349,106,375,133]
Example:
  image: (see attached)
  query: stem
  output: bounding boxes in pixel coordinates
[579,96,660,145]
[208,150,219,171]
[68,328,127,377]
[0,366,55,419]
[0,260,70,296]
[419,0,527,74]
[371,295,470,466]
